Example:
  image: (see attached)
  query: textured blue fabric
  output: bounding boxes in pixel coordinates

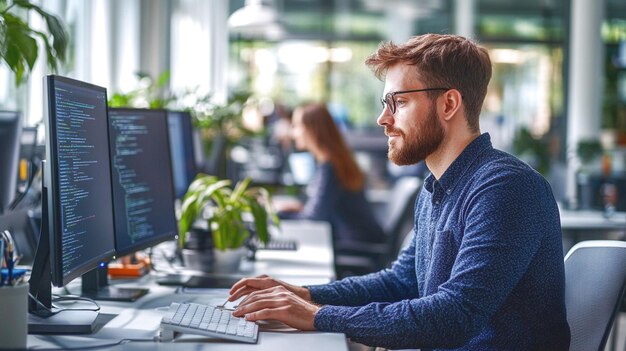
[280,162,385,245]
[308,133,570,350]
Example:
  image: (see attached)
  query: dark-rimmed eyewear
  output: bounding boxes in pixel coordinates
[380,88,450,114]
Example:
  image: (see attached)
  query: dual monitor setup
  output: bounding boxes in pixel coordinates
[27,75,200,334]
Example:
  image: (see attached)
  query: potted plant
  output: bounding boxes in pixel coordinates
[178,175,278,272]
[576,139,603,171]
[1,0,69,85]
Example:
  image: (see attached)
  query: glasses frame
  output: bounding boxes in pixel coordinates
[381,88,451,114]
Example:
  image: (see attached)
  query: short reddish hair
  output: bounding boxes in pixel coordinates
[365,34,492,132]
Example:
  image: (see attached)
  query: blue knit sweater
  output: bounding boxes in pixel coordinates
[308,133,570,350]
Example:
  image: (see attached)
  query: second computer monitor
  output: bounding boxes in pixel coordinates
[108,108,178,256]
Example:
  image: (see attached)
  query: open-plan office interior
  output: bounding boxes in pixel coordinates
[1,0,626,350]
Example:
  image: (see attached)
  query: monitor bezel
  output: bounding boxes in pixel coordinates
[108,107,178,257]
[44,75,116,287]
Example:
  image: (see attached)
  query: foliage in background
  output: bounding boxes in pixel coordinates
[576,139,603,165]
[0,0,68,85]
[192,90,254,141]
[108,71,175,108]
[109,71,255,141]
[513,127,550,175]
[178,175,278,251]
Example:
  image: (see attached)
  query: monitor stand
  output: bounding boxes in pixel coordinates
[28,173,98,334]
[81,266,148,302]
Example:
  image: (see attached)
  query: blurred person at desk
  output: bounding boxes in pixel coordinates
[227,34,570,350]
[274,103,385,248]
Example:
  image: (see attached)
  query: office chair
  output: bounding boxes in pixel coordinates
[334,176,422,277]
[564,240,626,351]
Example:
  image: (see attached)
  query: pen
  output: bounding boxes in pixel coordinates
[1,230,15,286]
[0,237,4,287]
[6,242,14,286]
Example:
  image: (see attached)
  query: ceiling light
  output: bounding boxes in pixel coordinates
[228,0,279,32]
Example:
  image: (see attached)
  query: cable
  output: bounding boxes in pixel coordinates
[27,337,156,351]
[28,293,100,316]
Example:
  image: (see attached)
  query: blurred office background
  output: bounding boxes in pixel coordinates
[2,0,626,211]
[3,1,626,349]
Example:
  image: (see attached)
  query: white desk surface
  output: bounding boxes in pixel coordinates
[163,219,335,283]
[559,207,626,231]
[27,220,347,350]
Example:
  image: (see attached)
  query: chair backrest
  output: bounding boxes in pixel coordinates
[382,176,422,261]
[565,240,626,351]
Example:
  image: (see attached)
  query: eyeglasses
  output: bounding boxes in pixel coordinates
[380,88,450,114]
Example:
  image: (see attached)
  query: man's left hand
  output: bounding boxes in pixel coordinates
[232,285,320,331]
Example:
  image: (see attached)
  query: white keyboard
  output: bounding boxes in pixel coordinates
[159,302,259,343]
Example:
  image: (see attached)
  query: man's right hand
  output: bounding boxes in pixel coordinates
[228,274,311,303]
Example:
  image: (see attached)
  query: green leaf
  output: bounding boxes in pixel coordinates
[31,28,55,70]
[231,177,251,202]
[4,13,37,68]
[19,0,68,63]
[248,199,269,244]
[41,12,68,62]
[157,70,170,87]
[178,193,199,247]
[2,0,69,85]
[199,179,230,206]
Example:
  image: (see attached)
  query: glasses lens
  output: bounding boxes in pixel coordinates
[387,94,395,114]
[380,98,386,110]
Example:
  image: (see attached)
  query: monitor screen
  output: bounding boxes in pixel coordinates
[43,75,116,287]
[0,111,22,214]
[288,152,316,185]
[167,111,197,198]
[108,108,177,256]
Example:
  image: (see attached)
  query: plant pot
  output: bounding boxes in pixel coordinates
[184,228,213,251]
[181,248,215,272]
[212,247,247,273]
[182,246,247,273]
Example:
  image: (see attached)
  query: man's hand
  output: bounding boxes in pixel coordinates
[232,285,320,331]
[228,274,311,302]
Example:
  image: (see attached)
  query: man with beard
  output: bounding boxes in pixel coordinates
[227,34,570,350]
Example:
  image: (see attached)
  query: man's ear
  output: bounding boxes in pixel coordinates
[438,89,463,122]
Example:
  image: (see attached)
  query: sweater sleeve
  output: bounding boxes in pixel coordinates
[307,229,418,306]
[311,172,553,349]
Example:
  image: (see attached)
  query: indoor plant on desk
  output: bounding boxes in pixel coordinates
[178,175,278,272]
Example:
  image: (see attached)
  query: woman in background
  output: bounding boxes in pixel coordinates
[275,103,385,247]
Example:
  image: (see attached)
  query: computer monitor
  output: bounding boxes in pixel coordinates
[29,75,116,334]
[167,110,197,198]
[108,108,177,256]
[0,111,22,214]
[288,152,315,185]
[75,108,179,302]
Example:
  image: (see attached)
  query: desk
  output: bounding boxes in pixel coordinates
[560,208,626,231]
[27,220,347,350]
[559,207,626,255]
